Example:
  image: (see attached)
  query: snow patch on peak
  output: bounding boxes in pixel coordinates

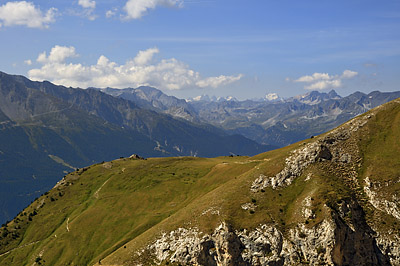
[265,93,279,101]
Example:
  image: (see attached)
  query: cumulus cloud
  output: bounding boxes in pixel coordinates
[195,75,243,89]
[24,59,32,65]
[28,46,243,90]
[0,1,57,28]
[293,70,358,90]
[341,69,358,79]
[78,0,95,9]
[36,45,78,63]
[123,0,183,20]
[133,47,159,65]
[77,0,96,20]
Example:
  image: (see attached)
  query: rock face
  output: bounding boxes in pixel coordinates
[145,223,247,266]
[330,200,390,266]
[142,200,391,266]
[364,177,400,221]
[251,110,370,192]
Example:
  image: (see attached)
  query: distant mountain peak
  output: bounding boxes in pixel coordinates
[217,96,237,102]
[327,89,340,98]
[188,95,238,103]
[188,95,211,102]
[290,90,342,105]
[265,92,282,102]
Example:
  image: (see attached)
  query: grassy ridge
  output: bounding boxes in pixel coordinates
[1,99,400,266]
[0,138,360,266]
[0,156,261,265]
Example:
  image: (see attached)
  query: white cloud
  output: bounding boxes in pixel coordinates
[28,46,243,90]
[341,69,358,79]
[123,0,183,20]
[293,70,358,90]
[295,72,331,83]
[78,0,95,9]
[133,47,159,65]
[36,45,78,63]
[305,79,342,90]
[77,0,96,20]
[106,8,117,18]
[195,74,243,89]
[24,59,32,65]
[0,1,57,29]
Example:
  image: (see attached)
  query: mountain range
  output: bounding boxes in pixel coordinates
[102,87,400,147]
[1,96,399,265]
[2,69,399,226]
[0,71,272,224]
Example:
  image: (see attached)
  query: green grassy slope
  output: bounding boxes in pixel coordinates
[0,98,399,266]
[0,71,274,225]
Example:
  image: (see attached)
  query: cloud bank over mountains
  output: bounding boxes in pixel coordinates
[293,70,358,90]
[28,46,243,90]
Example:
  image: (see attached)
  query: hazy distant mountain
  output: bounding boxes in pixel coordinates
[187,95,238,103]
[287,89,341,104]
[188,89,400,147]
[100,86,199,122]
[264,92,282,102]
[103,87,400,147]
[0,72,273,224]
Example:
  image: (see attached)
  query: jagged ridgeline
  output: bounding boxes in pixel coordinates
[1,99,400,265]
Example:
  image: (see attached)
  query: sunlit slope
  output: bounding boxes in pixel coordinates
[1,98,400,265]
[0,155,263,265]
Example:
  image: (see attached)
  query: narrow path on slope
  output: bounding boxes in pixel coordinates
[94,178,112,199]
[29,104,74,119]
[66,217,70,232]
[0,240,41,257]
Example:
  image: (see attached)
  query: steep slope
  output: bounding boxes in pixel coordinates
[8,72,272,157]
[1,98,399,265]
[100,86,198,122]
[0,71,272,224]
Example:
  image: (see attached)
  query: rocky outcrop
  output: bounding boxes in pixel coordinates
[364,177,400,220]
[140,199,392,265]
[376,233,400,265]
[144,223,247,266]
[330,199,390,266]
[129,154,145,160]
[251,111,370,192]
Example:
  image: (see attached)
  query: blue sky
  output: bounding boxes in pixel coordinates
[0,0,399,100]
